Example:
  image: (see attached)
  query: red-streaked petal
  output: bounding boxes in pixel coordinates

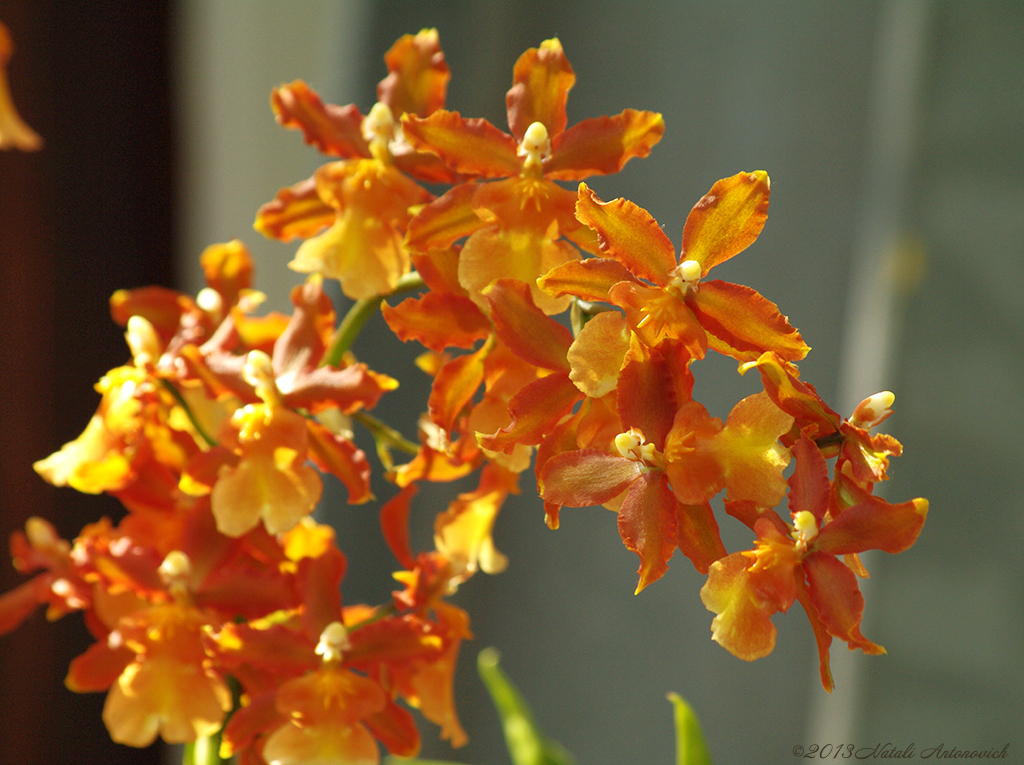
[803,552,885,654]
[506,38,574,140]
[483,279,572,372]
[617,333,677,449]
[271,81,368,158]
[537,257,638,301]
[815,496,928,556]
[787,435,830,523]
[794,579,835,692]
[405,183,482,253]
[664,400,725,505]
[305,420,373,504]
[428,344,488,435]
[382,292,491,353]
[377,28,449,118]
[575,184,676,285]
[540,448,643,507]
[478,372,582,452]
[546,110,664,180]
[691,280,809,362]
[380,484,418,570]
[741,352,841,443]
[681,170,770,272]
[618,471,679,593]
[402,111,520,178]
[675,501,727,575]
[254,176,335,242]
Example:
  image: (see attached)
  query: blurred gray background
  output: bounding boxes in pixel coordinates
[172,1,1024,763]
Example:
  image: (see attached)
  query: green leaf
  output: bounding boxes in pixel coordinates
[383,759,473,765]
[667,693,714,765]
[477,648,577,765]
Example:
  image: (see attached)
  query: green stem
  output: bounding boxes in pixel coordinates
[353,410,420,463]
[161,379,218,447]
[322,271,426,368]
[182,730,227,765]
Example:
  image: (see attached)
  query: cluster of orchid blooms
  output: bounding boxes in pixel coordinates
[1,27,928,765]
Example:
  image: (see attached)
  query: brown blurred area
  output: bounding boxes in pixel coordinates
[0,2,173,762]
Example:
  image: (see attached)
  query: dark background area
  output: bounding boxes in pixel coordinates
[1,2,171,763]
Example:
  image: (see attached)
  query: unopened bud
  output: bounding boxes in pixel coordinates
[851,391,895,430]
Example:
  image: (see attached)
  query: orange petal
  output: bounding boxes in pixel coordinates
[0,23,43,150]
[540,448,643,507]
[617,333,678,449]
[271,80,368,157]
[483,279,572,372]
[618,471,680,593]
[402,110,520,177]
[675,501,727,575]
[537,257,637,302]
[380,484,417,570]
[546,110,664,180]
[700,552,779,661]
[199,240,254,309]
[803,552,885,655]
[406,183,482,254]
[478,372,582,452]
[815,496,928,556]
[383,291,491,352]
[305,419,372,505]
[691,280,809,363]
[567,310,631,398]
[506,38,574,140]
[681,170,770,272]
[575,183,676,286]
[255,176,335,242]
[428,343,488,435]
[712,391,793,507]
[377,28,449,118]
[740,352,841,443]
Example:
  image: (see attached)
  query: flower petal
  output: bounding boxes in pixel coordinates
[681,170,770,272]
[691,280,809,362]
[483,278,573,372]
[803,552,884,654]
[537,257,637,302]
[271,80,368,158]
[815,496,928,556]
[575,184,677,285]
[545,110,664,180]
[255,176,334,242]
[540,449,643,507]
[506,38,574,140]
[382,291,491,352]
[618,472,680,593]
[377,28,448,118]
[402,110,520,177]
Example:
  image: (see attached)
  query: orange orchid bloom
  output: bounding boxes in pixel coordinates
[255,29,455,300]
[701,437,927,691]
[403,38,663,315]
[541,172,809,363]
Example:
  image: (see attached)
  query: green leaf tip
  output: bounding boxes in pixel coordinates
[477,648,577,765]
[668,693,714,765]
